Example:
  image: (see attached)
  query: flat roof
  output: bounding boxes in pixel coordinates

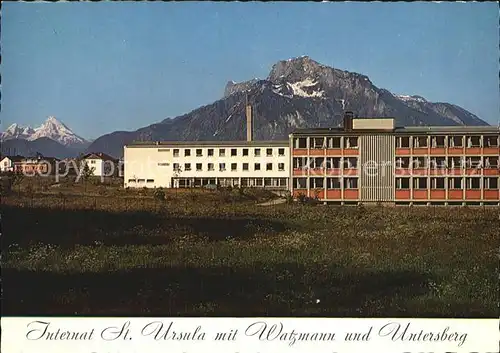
[125,140,289,148]
[290,125,499,136]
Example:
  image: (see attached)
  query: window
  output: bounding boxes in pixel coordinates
[430,177,445,189]
[396,178,410,189]
[312,137,325,149]
[137,179,145,183]
[264,178,273,187]
[266,163,273,171]
[293,157,308,169]
[466,177,480,189]
[396,157,410,169]
[327,177,341,189]
[484,157,499,168]
[293,178,307,189]
[448,177,462,189]
[344,177,358,189]
[242,148,249,156]
[344,137,358,148]
[484,177,498,189]
[344,157,358,169]
[266,148,273,156]
[430,157,446,169]
[243,163,249,171]
[465,157,482,169]
[196,163,202,171]
[413,136,428,148]
[431,136,446,148]
[173,163,180,171]
[184,163,191,171]
[311,177,324,188]
[325,157,341,169]
[254,163,261,171]
[449,157,463,168]
[173,149,179,157]
[219,149,226,157]
[231,148,237,157]
[311,157,325,169]
[448,136,463,148]
[466,136,481,148]
[294,138,307,149]
[196,149,203,157]
[411,157,427,169]
[184,149,191,157]
[278,148,285,156]
[396,136,410,148]
[484,135,499,147]
[219,163,226,171]
[146,179,154,183]
[208,163,214,171]
[207,149,214,156]
[278,163,285,171]
[278,178,287,187]
[327,137,341,148]
[90,160,96,164]
[413,177,428,189]
[254,148,261,157]
[231,163,237,171]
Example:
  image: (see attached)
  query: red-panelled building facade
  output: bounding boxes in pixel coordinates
[289,114,499,206]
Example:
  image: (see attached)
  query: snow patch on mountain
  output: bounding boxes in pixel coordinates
[286,111,306,128]
[287,78,325,98]
[396,94,428,103]
[1,116,88,146]
[272,84,293,99]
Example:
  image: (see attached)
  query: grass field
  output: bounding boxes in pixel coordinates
[2,180,499,317]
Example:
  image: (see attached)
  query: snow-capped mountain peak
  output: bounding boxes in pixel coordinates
[1,116,88,146]
[2,123,35,139]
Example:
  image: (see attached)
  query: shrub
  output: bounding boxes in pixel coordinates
[296,193,319,206]
[153,188,165,201]
[25,184,34,196]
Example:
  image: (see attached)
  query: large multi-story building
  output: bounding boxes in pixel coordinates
[290,113,499,205]
[124,103,290,190]
[123,107,499,205]
[124,140,290,189]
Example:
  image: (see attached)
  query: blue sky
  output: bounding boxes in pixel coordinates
[2,2,498,139]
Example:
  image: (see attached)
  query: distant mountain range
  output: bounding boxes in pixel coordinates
[1,116,90,159]
[1,57,490,159]
[87,56,489,158]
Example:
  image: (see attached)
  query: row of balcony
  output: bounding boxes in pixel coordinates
[293,168,499,177]
[292,146,499,156]
[292,135,499,150]
[395,189,499,201]
[292,189,499,201]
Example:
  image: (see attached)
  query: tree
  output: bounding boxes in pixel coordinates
[11,171,24,194]
[81,163,95,193]
[172,165,183,193]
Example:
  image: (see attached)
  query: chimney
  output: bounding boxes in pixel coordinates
[246,100,253,142]
[343,111,354,131]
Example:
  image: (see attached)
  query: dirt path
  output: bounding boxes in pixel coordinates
[257,198,287,206]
